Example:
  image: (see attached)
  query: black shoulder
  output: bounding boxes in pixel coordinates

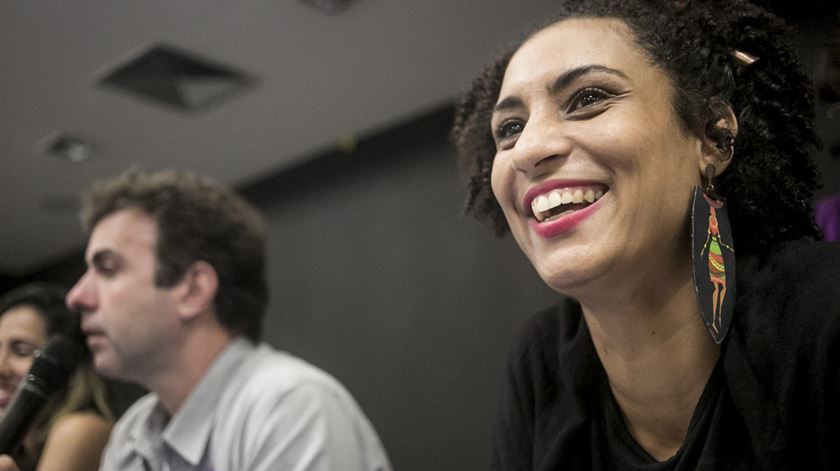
[503,298,598,409]
[758,240,840,298]
[508,298,585,366]
[728,241,840,466]
[730,239,840,394]
[736,240,840,337]
[491,298,595,471]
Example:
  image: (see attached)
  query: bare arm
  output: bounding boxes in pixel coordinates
[0,455,20,471]
[36,413,111,471]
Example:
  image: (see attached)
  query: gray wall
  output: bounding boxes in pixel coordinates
[249,109,559,470]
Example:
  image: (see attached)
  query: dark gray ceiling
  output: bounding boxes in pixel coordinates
[0,0,559,276]
[3,1,836,277]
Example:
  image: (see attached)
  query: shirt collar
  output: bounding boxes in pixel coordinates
[130,338,256,466]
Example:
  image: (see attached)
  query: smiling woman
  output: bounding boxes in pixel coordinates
[453,0,840,469]
[0,284,112,471]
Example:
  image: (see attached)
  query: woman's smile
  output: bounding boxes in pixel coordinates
[490,17,705,295]
[523,180,609,238]
[526,182,608,223]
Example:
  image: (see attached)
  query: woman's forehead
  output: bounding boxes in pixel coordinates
[506,19,639,79]
[0,304,48,336]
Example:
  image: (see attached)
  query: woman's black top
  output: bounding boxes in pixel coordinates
[490,240,840,471]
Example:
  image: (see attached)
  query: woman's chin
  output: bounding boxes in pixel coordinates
[527,241,600,282]
[537,265,603,297]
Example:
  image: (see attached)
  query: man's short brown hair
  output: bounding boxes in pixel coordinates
[80,169,268,341]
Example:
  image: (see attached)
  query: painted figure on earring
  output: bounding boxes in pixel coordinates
[699,193,734,336]
[691,184,737,344]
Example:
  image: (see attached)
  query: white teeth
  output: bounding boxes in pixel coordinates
[530,186,607,222]
[561,191,573,204]
[535,195,550,213]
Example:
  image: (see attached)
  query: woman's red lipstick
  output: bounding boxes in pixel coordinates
[523,180,607,238]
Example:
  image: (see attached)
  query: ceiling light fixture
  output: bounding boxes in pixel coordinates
[40,133,93,163]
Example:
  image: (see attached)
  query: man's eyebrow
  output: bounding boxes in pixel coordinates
[493,65,627,114]
[549,64,628,95]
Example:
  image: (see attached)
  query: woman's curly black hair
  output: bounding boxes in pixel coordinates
[452,0,821,256]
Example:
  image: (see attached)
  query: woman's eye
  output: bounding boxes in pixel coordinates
[12,343,36,357]
[568,87,611,112]
[496,120,525,139]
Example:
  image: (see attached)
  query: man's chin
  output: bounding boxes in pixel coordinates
[92,356,123,380]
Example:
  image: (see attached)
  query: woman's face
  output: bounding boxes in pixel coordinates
[490,18,708,298]
[0,305,48,413]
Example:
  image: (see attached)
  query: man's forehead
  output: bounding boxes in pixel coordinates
[85,208,158,257]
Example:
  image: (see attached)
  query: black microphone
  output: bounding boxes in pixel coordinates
[0,334,84,454]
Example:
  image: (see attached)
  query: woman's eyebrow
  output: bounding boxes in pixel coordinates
[548,64,628,95]
[494,96,524,113]
[494,65,627,114]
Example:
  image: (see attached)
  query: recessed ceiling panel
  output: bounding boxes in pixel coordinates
[97,43,255,113]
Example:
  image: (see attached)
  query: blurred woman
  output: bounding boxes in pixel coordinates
[453,0,839,469]
[0,284,112,471]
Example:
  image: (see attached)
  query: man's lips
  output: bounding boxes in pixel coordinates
[81,323,102,336]
[83,328,106,347]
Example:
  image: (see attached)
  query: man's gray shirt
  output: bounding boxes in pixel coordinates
[99,339,392,471]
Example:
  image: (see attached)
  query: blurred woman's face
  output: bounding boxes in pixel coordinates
[490,18,706,298]
[0,305,48,413]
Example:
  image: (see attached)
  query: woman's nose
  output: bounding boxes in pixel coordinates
[0,351,12,377]
[510,118,573,175]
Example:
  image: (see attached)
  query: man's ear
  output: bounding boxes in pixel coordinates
[698,98,738,178]
[174,260,218,321]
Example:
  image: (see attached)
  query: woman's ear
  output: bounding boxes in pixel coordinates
[174,260,218,321]
[699,98,738,178]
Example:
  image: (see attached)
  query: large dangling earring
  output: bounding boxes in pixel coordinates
[691,163,737,344]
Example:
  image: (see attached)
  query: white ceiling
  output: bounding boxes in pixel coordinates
[0,0,559,276]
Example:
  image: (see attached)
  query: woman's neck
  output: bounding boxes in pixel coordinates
[579,264,720,461]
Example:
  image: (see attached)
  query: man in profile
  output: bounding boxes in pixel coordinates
[60,169,391,470]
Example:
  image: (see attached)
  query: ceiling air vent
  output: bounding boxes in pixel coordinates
[97,43,254,113]
[300,0,358,15]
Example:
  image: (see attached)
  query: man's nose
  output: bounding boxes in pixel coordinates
[66,271,96,314]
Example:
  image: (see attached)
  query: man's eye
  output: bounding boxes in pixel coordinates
[497,120,525,139]
[568,87,610,112]
[95,260,120,277]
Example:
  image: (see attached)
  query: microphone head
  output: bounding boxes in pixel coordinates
[26,334,85,395]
